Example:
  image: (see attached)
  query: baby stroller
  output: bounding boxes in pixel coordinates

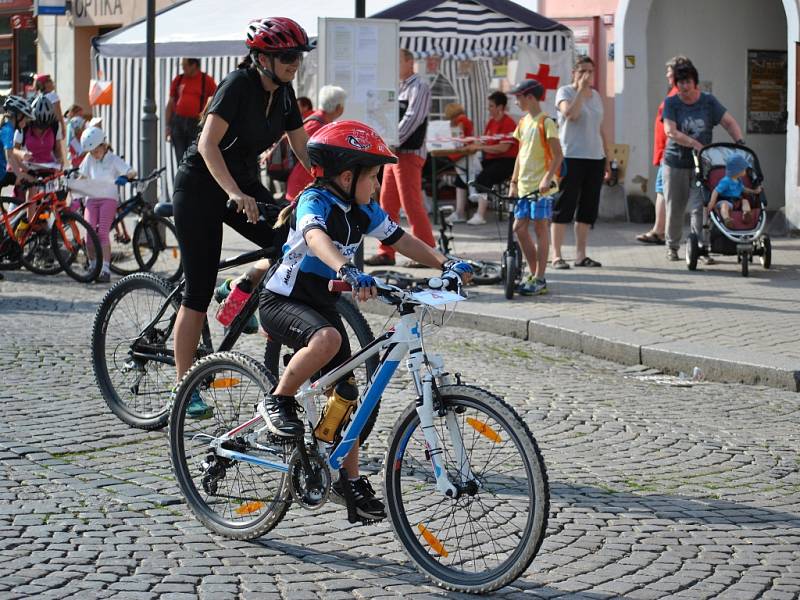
[689,143,771,277]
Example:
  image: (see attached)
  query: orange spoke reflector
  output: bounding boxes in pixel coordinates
[418,523,449,557]
[466,417,502,443]
[234,501,264,516]
[210,377,240,389]
[172,248,179,258]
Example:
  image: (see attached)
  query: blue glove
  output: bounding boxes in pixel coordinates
[115,175,129,186]
[441,258,473,277]
[338,262,376,290]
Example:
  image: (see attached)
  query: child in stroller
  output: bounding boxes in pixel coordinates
[707,154,762,229]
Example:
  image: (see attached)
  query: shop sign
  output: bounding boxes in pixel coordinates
[746,49,787,134]
[0,1,34,12]
[35,0,65,15]
[10,13,34,28]
[73,0,128,26]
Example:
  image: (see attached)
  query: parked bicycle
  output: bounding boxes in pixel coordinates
[91,244,379,439]
[0,170,102,282]
[168,274,548,593]
[437,205,501,285]
[471,182,547,300]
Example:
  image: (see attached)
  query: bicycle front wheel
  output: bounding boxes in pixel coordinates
[384,384,549,593]
[133,216,183,283]
[52,211,102,283]
[169,351,291,539]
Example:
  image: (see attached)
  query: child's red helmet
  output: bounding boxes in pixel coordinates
[308,120,397,179]
[245,17,313,53]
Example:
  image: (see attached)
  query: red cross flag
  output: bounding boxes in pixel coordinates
[510,44,572,118]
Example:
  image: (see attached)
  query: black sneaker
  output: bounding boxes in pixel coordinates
[331,475,386,522]
[257,394,304,437]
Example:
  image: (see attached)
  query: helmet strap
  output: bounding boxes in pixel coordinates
[252,51,285,87]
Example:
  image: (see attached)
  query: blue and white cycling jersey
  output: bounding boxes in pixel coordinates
[265,186,404,306]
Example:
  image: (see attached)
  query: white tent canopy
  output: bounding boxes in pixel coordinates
[94,0,403,57]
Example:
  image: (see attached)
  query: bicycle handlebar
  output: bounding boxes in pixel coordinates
[469,180,554,202]
[329,273,464,304]
[18,168,79,190]
[127,166,167,184]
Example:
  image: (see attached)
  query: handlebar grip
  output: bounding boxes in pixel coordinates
[329,280,352,293]
[226,199,238,211]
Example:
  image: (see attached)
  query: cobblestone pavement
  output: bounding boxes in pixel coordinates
[1,269,799,599]
[363,221,800,365]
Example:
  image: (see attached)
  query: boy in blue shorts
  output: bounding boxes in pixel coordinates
[508,79,564,295]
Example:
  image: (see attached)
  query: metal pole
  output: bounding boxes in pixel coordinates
[354,0,366,269]
[140,0,158,204]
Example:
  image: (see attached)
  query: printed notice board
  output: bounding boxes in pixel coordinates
[318,18,399,145]
[747,49,788,134]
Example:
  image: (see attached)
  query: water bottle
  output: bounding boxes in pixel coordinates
[314,378,359,443]
[215,276,253,327]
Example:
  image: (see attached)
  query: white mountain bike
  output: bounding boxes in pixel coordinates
[168,274,549,593]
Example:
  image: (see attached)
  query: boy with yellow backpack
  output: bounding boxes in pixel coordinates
[508,79,564,296]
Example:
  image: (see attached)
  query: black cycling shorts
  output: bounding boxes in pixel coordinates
[474,157,516,191]
[173,167,288,312]
[259,291,351,376]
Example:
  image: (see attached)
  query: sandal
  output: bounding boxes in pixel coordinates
[574,257,602,267]
[551,258,570,270]
[635,231,665,245]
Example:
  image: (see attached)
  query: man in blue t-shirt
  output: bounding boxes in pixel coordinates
[662,62,744,261]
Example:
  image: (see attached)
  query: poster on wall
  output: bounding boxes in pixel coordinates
[746,49,787,134]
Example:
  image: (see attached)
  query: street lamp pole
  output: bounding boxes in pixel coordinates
[140,0,157,204]
[355,0,366,268]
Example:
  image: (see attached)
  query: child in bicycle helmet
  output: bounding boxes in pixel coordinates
[258,120,471,522]
[76,126,137,283]
[0,95,33,189]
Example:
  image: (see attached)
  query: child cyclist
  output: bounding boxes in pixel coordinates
[77,126,136,283]
[257,120,472,521]
[508,79,564,296]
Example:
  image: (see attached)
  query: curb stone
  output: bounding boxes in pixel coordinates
[360,302,800,392]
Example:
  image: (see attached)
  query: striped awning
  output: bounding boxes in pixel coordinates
[373,0,571,59]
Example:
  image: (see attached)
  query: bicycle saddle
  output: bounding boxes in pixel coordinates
[154,202,174,217]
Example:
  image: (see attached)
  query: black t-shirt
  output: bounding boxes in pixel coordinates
[180,67,303,186]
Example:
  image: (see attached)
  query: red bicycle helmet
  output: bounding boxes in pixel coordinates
[246,17,313,53]
[308,120,397,179]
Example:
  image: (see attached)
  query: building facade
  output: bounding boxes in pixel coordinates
[35,0,179,111]
[536,0,798,229]
[0,0,36,97]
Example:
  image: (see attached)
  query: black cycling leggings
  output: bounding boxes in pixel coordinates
[173,167,287,312]
[259,291,351,377]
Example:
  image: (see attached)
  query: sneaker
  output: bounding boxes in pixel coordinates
[331,475,386,522]
[466,214,487,226]
[96,271,111,283]
[258,394,304,437]
[699,255,716,265]
[518,277,547,296]
[186,389,213,419]
[666,248,679,261]
[445,212,466,225]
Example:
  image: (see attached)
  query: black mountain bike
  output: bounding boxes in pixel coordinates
[106,167,182,282]
[92,250,378,436]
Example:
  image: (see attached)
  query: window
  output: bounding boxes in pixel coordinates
[427,73,458,121]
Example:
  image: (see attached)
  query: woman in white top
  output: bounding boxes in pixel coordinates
[551,56,609,269]
[77,127,137,283]
[34,73,67,153]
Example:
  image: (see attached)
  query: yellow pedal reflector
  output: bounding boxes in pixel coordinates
[466,417,502,443]
[418,523,449,557]
[234,501,264,516]
[210,377,240,389]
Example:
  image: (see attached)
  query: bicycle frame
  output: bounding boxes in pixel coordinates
[211,299,472,499]
[0,178,75,252]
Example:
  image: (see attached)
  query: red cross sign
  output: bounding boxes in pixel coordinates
[525,64,560,100]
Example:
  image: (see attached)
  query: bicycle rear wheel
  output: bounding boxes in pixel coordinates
[91,272,212,430]
[21,226,62,275]
[133,216,183,283]
[169,351,291,539]
[52,211,102,283]
[109,215,141,275]
[384,384,549,593]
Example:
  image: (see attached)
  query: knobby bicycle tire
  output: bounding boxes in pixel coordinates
[169,351,291,539]
[263,296,380,445]
[52,211,103,283]
[384,384,549,593]
[92,272,212,430]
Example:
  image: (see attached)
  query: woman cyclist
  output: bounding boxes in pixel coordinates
[172,17,314,416]
[257,120,472,521]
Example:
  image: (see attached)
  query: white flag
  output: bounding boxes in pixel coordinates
[509,44,573,119]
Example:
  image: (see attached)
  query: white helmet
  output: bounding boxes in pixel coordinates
[81,126,106,152]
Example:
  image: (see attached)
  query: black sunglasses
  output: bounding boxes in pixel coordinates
[274,50,304,65]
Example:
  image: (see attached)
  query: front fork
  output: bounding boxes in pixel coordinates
[408,351,476,498]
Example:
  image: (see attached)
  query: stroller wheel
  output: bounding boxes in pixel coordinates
[741,253,749,277]
[686,233,699,271]
[760,237,772,269]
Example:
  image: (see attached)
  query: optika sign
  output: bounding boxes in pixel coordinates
[73,0,126,25]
